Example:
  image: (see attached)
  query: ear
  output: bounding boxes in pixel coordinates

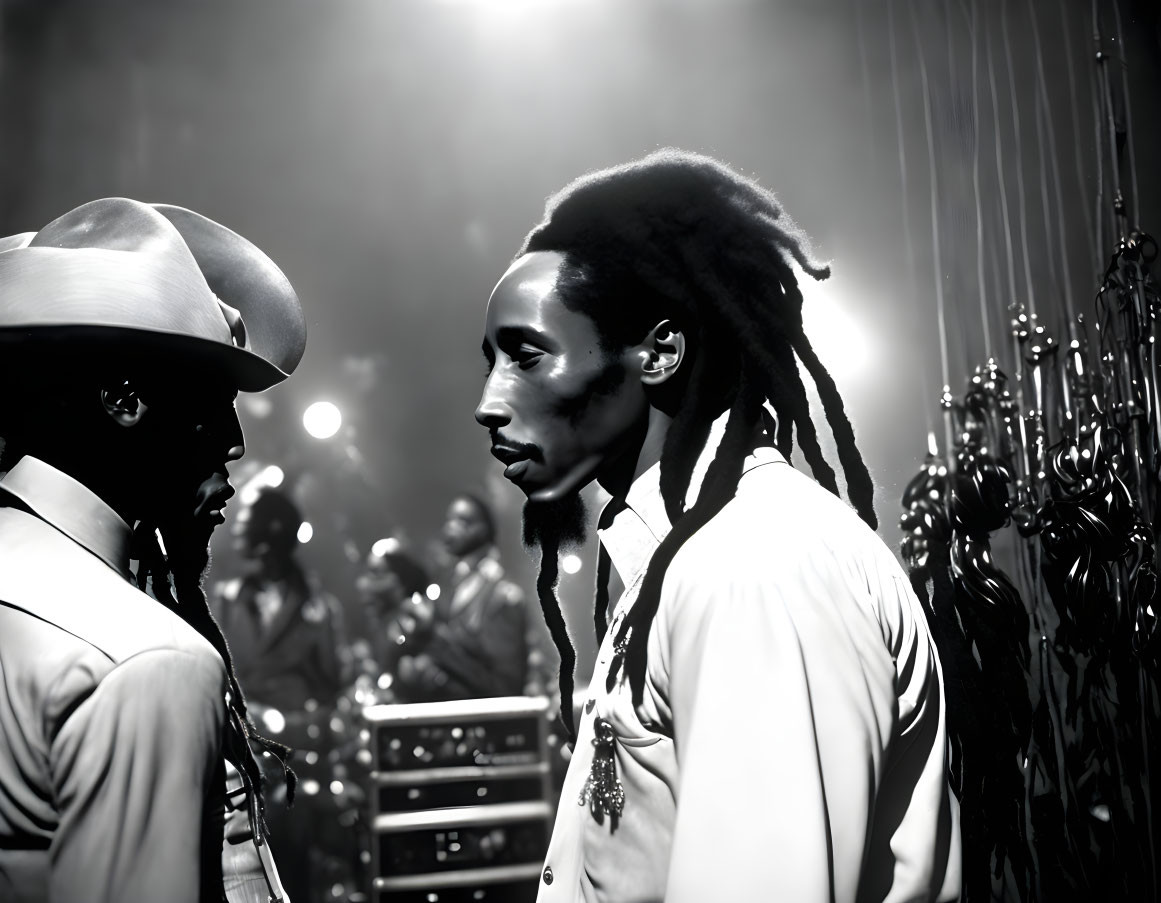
[638,319,687,387]
[100,379,149,427]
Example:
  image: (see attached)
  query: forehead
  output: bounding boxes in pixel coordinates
[485,251,601,345]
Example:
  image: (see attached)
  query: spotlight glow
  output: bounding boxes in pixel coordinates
[561,553,583,575]
[260,708,286,734]
[303,401,342,439]
[426,583,441,601]
[297,521,314,543]
[260,465,285,488]
[798,273,872,384]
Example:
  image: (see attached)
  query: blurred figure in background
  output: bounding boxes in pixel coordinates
[216,487,346,712]
[213,486,349,903]
[360,494,530,702]
[355,537,432,684]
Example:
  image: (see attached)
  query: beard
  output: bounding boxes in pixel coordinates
[521,491,590,555]
[133,516,214,606]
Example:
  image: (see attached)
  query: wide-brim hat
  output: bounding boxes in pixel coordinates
[0,198,306,392]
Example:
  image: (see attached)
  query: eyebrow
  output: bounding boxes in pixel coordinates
[495,325,556,351]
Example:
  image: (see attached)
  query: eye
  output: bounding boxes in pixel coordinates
[512,345,544,369]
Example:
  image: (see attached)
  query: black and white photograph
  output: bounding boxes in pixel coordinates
[0,1,1159,901]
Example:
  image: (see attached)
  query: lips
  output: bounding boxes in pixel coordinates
[195,479,236,521]
[489,443,529,466]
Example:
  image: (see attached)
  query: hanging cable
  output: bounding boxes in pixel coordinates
[1109,0,1140,230]
[1000,6,1037,318]
[909,1,954,461]
[967,0,992,360]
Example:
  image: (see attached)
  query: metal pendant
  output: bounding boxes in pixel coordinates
[578,717,625,821]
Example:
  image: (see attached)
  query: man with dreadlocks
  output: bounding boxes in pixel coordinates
[0,198,305,902]
[475,150,960,902]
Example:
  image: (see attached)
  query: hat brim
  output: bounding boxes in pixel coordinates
[0,324,289,392]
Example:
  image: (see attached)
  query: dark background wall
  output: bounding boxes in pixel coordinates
[2,0,1158,680]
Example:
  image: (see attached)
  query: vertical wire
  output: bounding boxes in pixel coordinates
[1000,4,1037,318]
[1109,0,1140,228]
[1029,0,1078,325]
[1091,0,1106,263]
[968,0,992,360]
[1026,2,1065,327]
[854,0,878,170]
[1094,0,1123,245]
[909,1,954,461]
[986,15,1020,318]
[887,0,917,289]
[888,0,936,450]
[1059,0,1096,258]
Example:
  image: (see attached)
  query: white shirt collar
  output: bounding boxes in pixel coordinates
[597,412,787,590]
[0,455,134,580]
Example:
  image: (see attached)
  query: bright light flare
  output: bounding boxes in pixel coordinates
[260,708,286,734]
[297,521,314,543]
[798,275,871,384]
[303,401,342,439]
[561,553,583,575]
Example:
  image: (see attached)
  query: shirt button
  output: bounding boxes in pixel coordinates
[543,866,554,885]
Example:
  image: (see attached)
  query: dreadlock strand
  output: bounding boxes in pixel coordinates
[616,380,762,705]
[171,574,292,809]
[133,524,294,814]
[534,537,577,743]
[735,318,841,497]
[790,331,879,529]
[657,353,722,524]
[594,544,612,646]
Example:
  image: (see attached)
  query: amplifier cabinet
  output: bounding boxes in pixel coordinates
[363,697,553,901]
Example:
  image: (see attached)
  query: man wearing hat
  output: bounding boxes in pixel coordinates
[0,198,306,903]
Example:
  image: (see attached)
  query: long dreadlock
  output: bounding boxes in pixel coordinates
[134,526,295,828]
[516,148,878,715]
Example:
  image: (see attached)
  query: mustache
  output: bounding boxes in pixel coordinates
[490,433,542,461]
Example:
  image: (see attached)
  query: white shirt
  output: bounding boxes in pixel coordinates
[537,441,961,903]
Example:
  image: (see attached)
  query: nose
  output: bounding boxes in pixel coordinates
[226,410,247,464]
[221,405,246,462]
[475,374,514,429]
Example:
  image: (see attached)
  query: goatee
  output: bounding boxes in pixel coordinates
[522,492,589,554]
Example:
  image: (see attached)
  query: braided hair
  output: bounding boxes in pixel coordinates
[517,149,877,724]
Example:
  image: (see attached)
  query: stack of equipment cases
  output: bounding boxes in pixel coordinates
[363,696,553,903]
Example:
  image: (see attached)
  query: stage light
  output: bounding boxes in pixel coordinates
[261,707,286,734]
[298,521,314,543]
[561,553,583,575]
[303,401,342,439]
[426,583,441,601]
[260,465,285,488]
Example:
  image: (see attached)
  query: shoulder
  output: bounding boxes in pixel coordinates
[663,461,915,642]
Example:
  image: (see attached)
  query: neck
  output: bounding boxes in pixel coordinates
[598,406,672,499]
